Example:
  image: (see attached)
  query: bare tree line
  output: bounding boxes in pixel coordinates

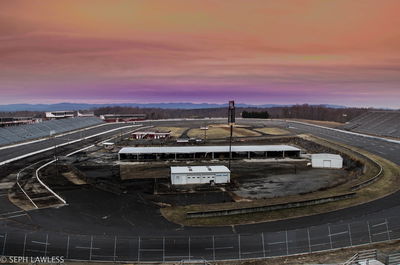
[0,104,394,123]
[92,104,373,123]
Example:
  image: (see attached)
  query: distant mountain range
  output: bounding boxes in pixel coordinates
[0,102,348,112]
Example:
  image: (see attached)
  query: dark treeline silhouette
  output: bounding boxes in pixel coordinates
[0,111,44,118]
[93,104,371,123]
[242,111,270,119]
[0,104,388,123]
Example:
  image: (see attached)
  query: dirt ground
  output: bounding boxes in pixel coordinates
[117,160,349,200]
[234,164,349,199]
[153,126,188,137]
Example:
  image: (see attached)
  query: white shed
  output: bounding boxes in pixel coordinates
[102,142,115,150]
[311,153,343,168]
[171,166,230,185]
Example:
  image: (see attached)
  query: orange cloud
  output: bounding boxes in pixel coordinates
[0,0,399,107]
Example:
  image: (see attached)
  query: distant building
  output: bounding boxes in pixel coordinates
[0,117,39,127]
[132,131,171,140]
[100,114,146,122]
[311,154,343,168]
[171,166,230,185]
[77,111,95,117]
[45,111,74,119]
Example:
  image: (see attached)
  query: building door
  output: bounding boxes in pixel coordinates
[323,160,331,168]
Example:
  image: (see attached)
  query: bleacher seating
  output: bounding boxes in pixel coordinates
[342,111,400,138]
[0,117,103,146]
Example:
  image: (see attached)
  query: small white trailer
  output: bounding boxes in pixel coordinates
[171,166,230,185]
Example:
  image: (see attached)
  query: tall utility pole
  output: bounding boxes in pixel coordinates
[228,100,235,170]
[200,123,208,142]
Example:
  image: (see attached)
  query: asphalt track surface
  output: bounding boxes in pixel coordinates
[0,119,399,262]
[0,123,132,164]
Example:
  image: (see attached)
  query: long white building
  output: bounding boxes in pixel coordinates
[118,145,301,161]
[171,166,230,185]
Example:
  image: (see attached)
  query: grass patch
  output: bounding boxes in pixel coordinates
[161,134,400,226]
[187,126,260,139]
[254,127,291,135]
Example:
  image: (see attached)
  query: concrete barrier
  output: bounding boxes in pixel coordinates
[187,192,356,218]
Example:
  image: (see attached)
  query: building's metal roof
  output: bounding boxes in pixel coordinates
[311,153,343,160]
[119,145,300,154]
[171,166,230,174]
[132,131,171,134]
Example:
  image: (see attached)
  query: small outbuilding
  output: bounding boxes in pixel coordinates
[132,131,171,140]
[102,142,115,150]
[311,153,343,168]
[171,166,230,185]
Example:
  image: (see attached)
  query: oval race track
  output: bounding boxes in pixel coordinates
[0,119,399,262]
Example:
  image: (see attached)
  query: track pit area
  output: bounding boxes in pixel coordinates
[233,162,350,199]
[0,119,399,263]
[24,186,179,236]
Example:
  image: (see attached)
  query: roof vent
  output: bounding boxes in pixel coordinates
[188,166,192,172]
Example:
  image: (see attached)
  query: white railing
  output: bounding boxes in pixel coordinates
[34,125,149,205]
[16,162,41,209]
[35,159,67,204]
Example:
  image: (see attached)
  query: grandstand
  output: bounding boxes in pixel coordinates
[342,111,400,138]
[0,117,103,146]
[0,117,39,127]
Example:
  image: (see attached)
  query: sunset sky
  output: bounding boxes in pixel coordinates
[1,1,400,108]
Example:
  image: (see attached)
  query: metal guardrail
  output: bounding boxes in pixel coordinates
[187,192,356,218]
[351,160,384,191]
[342,249,377,265]
[300,131,385,192]
[343,253,359,265]
[387,252,400,265]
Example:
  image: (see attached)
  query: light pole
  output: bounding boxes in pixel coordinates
[200,123,208,142]
[228,100,235,170]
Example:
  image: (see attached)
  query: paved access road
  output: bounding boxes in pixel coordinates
[0,118,399,262]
